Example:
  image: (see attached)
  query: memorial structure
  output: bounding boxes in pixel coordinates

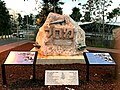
[33,12,86,58]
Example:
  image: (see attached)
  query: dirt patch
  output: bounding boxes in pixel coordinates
[0,43,119,90]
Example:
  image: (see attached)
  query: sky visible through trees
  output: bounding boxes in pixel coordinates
[3,0,120,16]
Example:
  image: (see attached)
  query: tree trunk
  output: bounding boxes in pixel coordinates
[1,32,3,39]
[5,32,6,39]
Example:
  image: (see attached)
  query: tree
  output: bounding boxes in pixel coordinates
[22,15,29,29]
[40,0,63,15]
[23,0,64,26]
[81,0,114,46]
[84,12,91,22]
[35,0,64,26]
[17,13,22,26]
[72,0,119,48]
[107,7,120,22]
[29,14,34,25]
[49,0,64,13]
[24,0,64,12]
[70,7,82,22]
[0,0,11,39]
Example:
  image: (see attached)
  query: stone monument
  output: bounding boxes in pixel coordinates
[34,12,86,57]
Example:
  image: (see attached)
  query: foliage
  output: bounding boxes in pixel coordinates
[81,0,113,22]
[72,0,120,48]
[70,7,82,22]
[17,13,22,26]
[17,13,34,29]
[36,0,64,26]
[29,14,34,25]
[84,12,91,22]
[107,7,120,22]
[0,0,11,36]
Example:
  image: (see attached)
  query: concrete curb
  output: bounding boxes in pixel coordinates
[86,47,120,54]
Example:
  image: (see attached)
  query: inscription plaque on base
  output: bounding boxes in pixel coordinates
[45,70,79,85]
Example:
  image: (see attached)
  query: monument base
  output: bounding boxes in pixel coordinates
[31,47,87,64]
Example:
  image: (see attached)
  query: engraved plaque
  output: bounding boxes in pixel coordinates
[45,70,79,85]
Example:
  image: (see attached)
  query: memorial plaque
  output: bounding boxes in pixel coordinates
[4,51,37,64]
[45,70,79,85]
[84,52,116,64]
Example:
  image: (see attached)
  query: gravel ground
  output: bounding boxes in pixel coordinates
[0,42,119,90]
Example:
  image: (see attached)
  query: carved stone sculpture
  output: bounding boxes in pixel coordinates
[35,12,86,56]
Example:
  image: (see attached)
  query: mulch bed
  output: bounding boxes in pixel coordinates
[0,42,119,90]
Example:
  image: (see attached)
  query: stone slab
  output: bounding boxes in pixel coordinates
[36,55,86,64]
